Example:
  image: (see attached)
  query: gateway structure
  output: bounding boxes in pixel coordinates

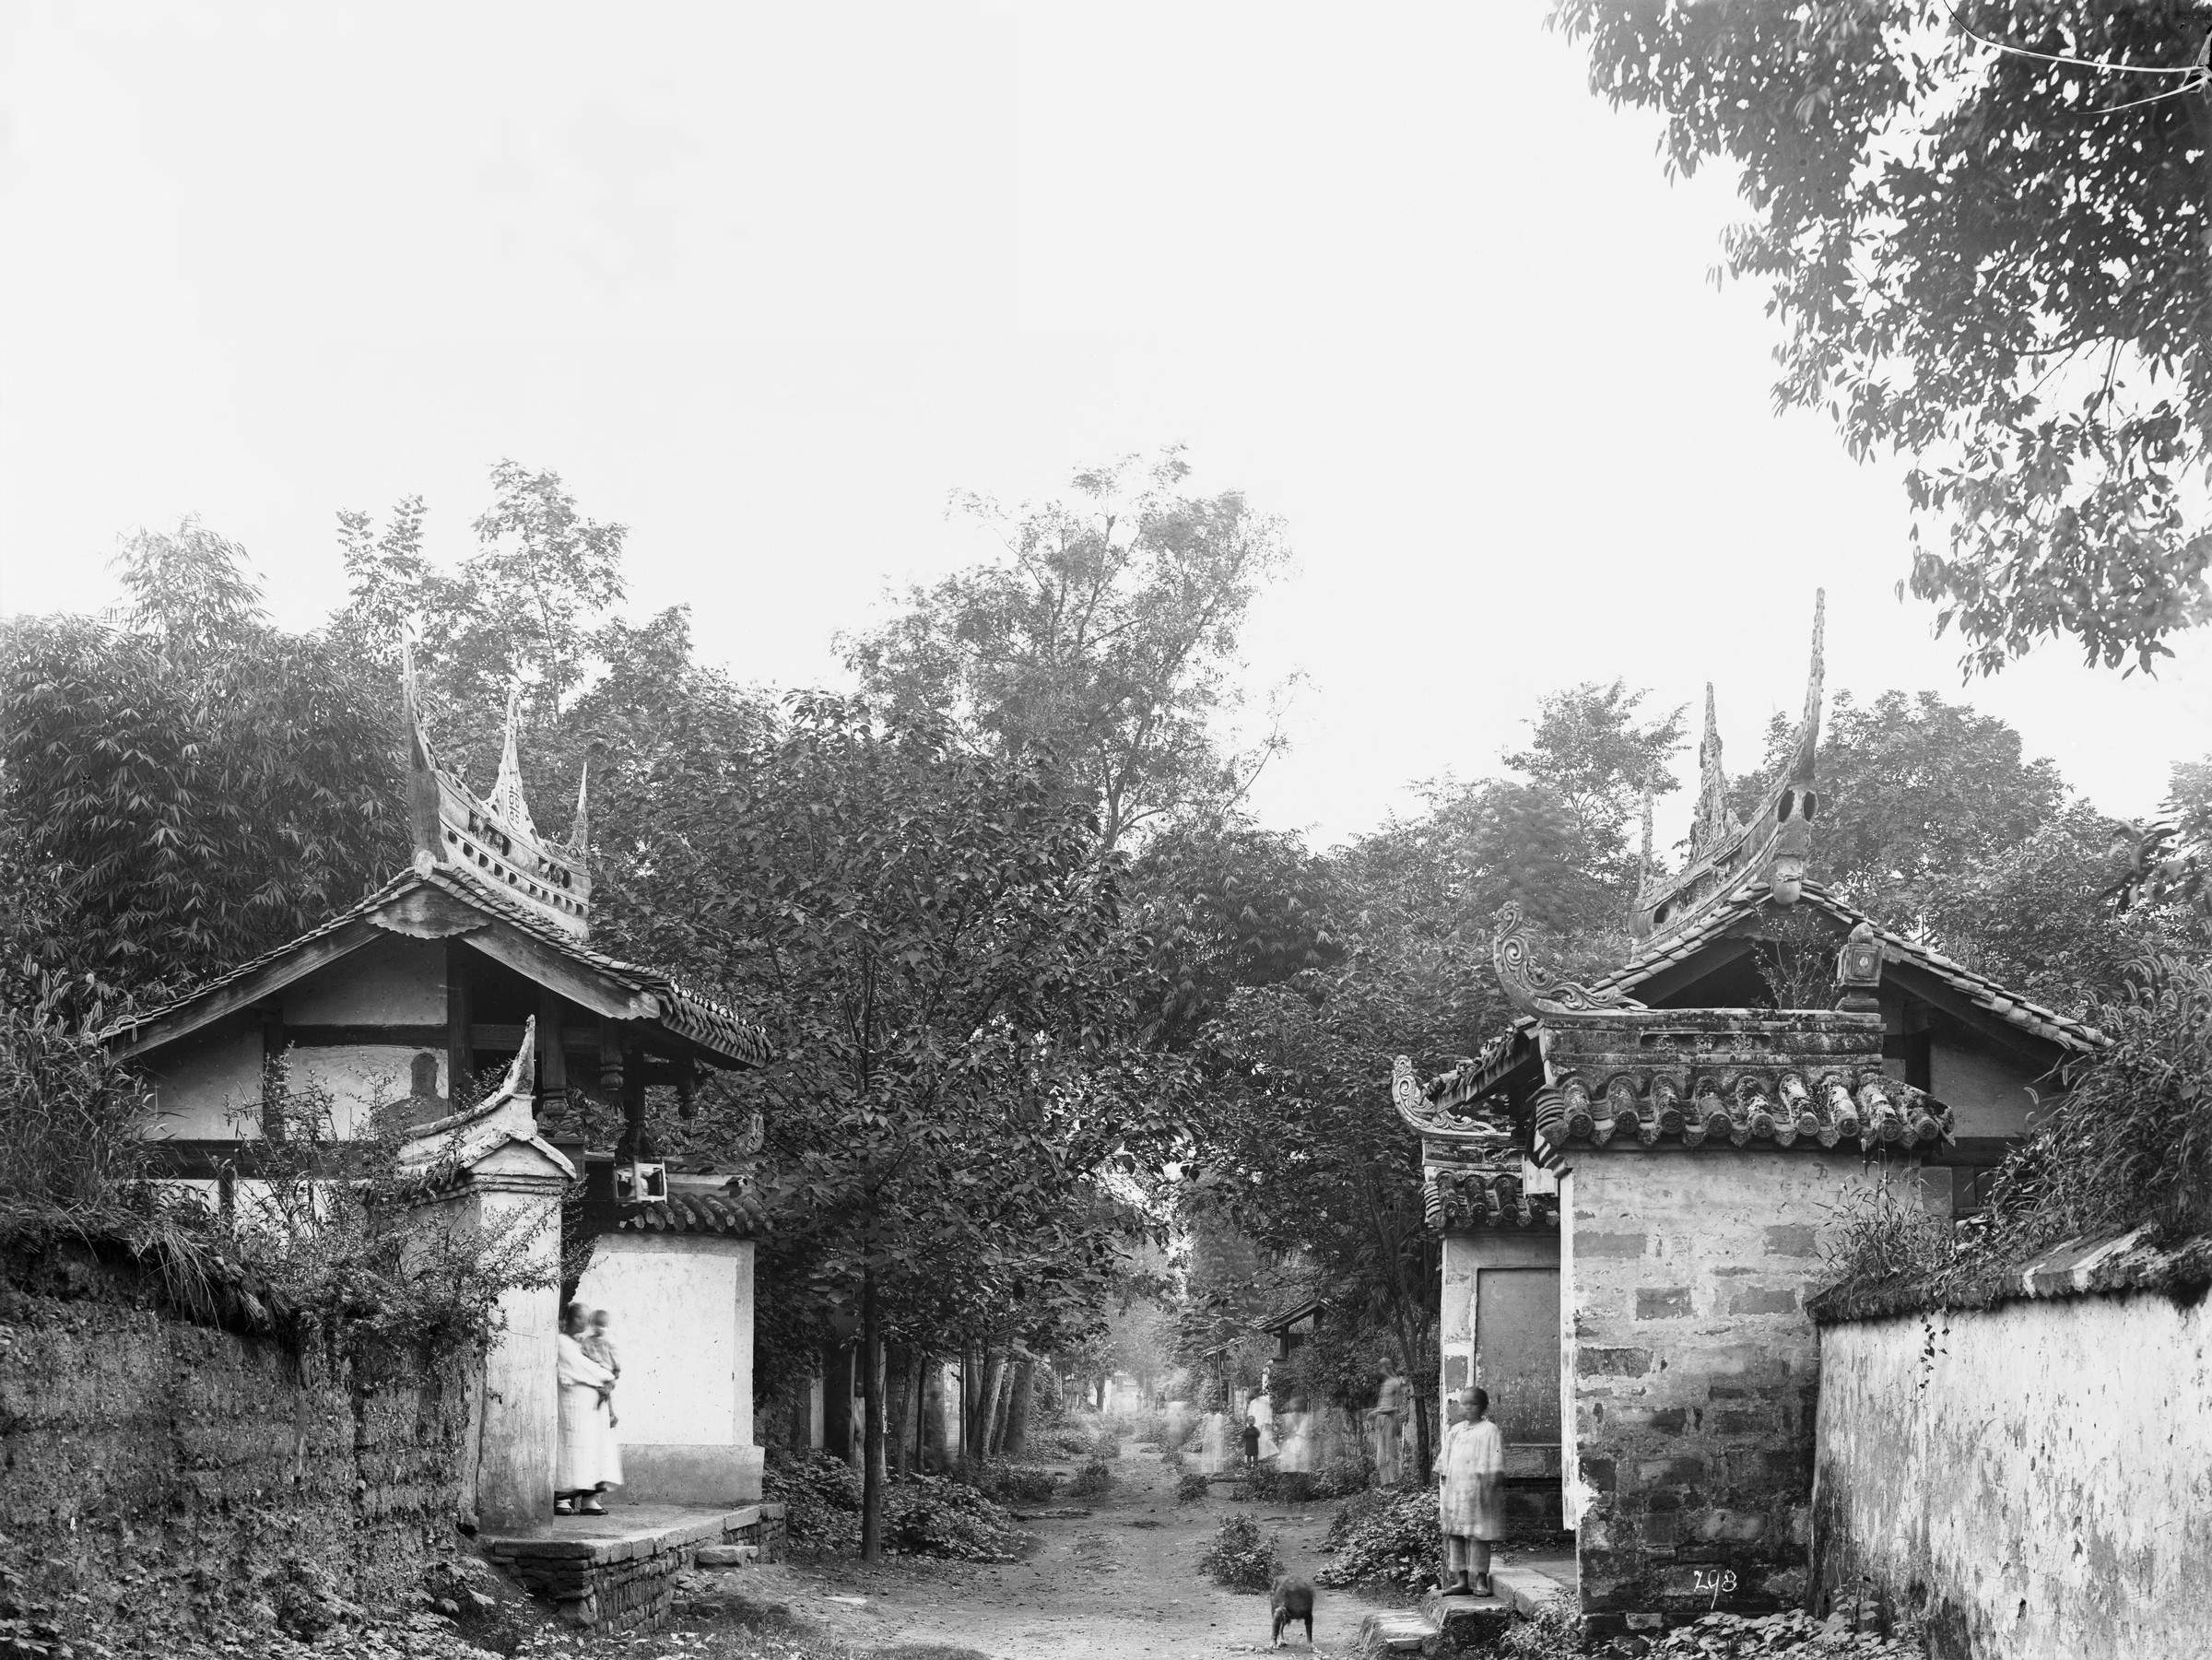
[1393,598,2101,1635]
[105,655,776,1526]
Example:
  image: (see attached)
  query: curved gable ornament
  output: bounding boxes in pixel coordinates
[1391,1054,1519,1155]
[1492,901,1645,1018]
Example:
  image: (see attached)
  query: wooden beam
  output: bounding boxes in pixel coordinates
[463,926,658,1024]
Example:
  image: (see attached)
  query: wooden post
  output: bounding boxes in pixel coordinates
[445,942,475,1110]
[621,1042,646,1148]
[598,1021,624,1140]
[535,989,566,1121]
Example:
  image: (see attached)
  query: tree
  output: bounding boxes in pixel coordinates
[1556,0,2212,674]
[1503,679,1686,884]
[1731,689,2068,928]
[335,461,628,742]
[845,450,1293,851]
[2,524,402,1021]
[580,692,1183,1557]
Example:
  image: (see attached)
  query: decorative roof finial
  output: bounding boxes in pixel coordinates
[402,630,445,871]
[392,640,593,937]
[568,761,589,855]
[488,684,540,843]
[1767,592,1827,907]
[1690,685,1735,855]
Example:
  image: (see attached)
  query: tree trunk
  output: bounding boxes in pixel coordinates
[860,1266,886,1561]
[1005,1359,1035,1457]
[979,1348,1010,1456]
[886,1345,914,1477]
[912,1353,928,1472]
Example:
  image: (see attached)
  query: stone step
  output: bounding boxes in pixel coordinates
[1356,1610,1436,1654]
[1420,1589,1513,1647]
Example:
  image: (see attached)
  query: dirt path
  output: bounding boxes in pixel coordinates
[703,1444,1407,1659]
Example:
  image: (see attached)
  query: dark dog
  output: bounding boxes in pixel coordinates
[1269,1573,1314,1648]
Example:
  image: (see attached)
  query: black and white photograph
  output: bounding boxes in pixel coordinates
[3,6,2207,1659]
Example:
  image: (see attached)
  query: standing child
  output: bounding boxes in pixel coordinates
[1435,1386,1505,1595]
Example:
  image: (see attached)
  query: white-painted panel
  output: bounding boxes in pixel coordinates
[574,1236,749,1447]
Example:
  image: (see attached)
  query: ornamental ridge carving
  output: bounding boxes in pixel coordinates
[1391,1054,1518,1157]
[1492,901,1646,1018]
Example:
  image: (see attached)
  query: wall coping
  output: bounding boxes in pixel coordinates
[481,1501,786,1565]
[1808,1225,2212,1324]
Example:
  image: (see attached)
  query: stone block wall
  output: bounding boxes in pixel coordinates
[0,1242,468,1650]
[1814,1260,2212,1660]
[1568,1151,1875,1635]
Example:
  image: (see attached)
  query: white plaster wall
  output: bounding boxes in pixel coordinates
[146,1023,263,1138]
[470,1185,564,1527]
[1816,1295,2212,1660]
[285,1045,428,1137]
[575,1235,752,1447]
[573,1233,759,1501]
[283,935,446,1023]
[1928,1041,2047,1139]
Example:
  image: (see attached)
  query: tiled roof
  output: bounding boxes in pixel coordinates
[1587,878,2106,1054]
[616,1184,769,1237]
[1425,1168,1559,1230]
[101,865,772,1068]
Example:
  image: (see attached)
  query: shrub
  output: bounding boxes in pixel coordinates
[885,1474,1030,1562]
[764,1453,1032,1560]
[0,1018,551,1356]
[1047,1426,1096,1460]
[1313,1449,1373,1500]
[1176,1470,1211,1503]
[970,1462,1058,1504]
[764,1450,864,1554]
[1065,1457,1115,1498]
[1316,1489,1441,1594]
[1196,1513,1280,1591]
[1496,1596,1585,1658]
[1090,1428,1121,1460]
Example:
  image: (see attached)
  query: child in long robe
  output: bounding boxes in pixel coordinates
[1435,1385,1505,1595]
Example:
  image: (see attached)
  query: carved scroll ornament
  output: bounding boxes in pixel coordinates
[1492,901,1646,1018]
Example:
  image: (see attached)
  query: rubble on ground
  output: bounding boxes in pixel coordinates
[1596,1608,1924,1658]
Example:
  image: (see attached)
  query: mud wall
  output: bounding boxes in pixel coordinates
[1813,1290,2212,1660]
[0,1243,469,1649]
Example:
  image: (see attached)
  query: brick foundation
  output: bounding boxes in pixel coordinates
[482,1503,786,1633]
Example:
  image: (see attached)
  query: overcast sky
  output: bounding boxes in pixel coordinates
[4,1,2206,854]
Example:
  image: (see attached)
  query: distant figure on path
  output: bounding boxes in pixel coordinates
[1369,1357,1408,1486]
[1241,1415,1261,1470]
[556,1302,618,1516]
[1435,1385,1504,1596]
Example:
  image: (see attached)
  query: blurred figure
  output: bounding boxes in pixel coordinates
[555,1302,619,1516]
